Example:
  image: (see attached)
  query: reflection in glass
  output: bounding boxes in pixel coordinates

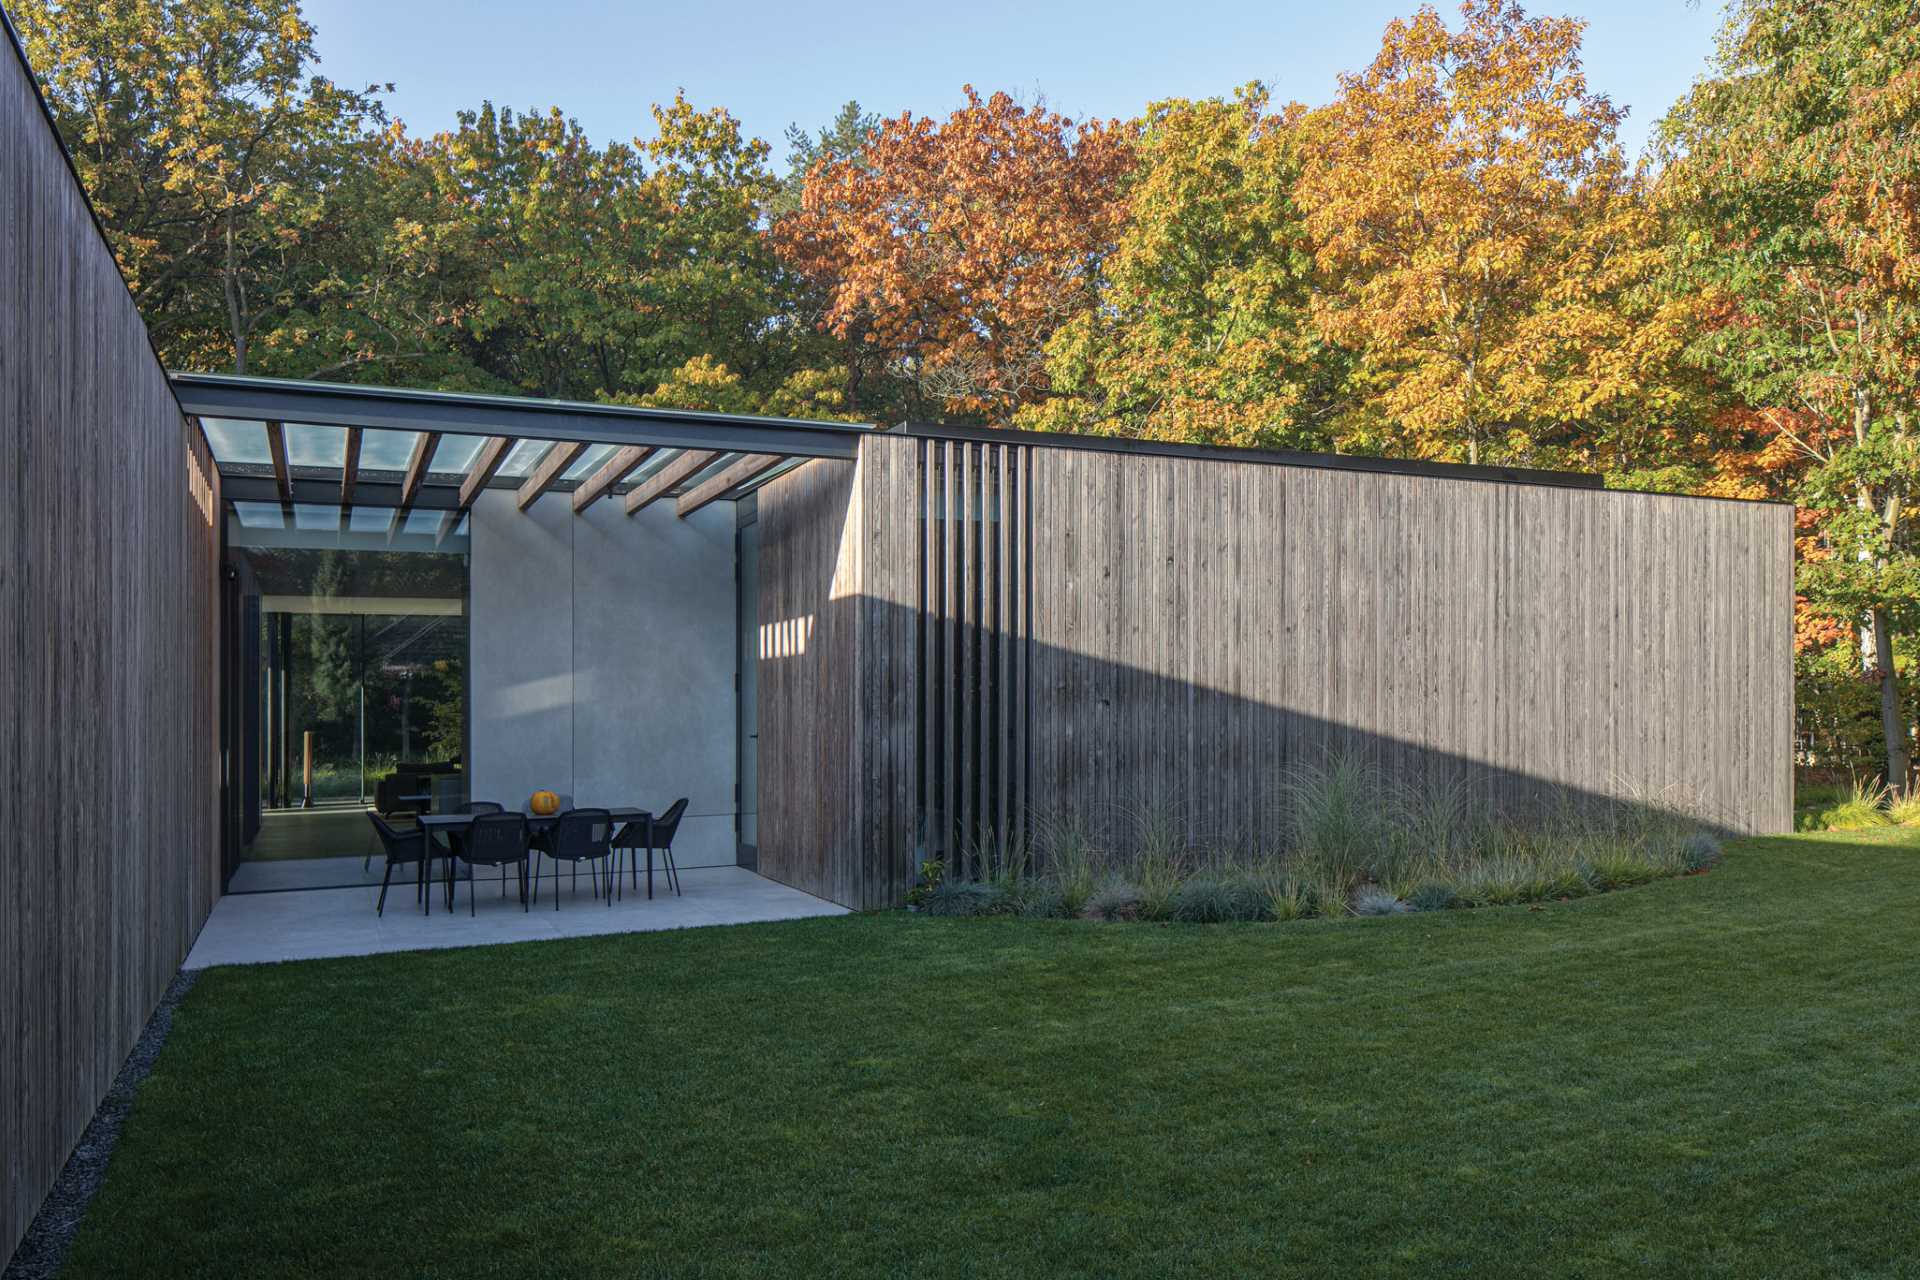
[228,513,468,892]
[284,424,347,468]
[202,418,271,464]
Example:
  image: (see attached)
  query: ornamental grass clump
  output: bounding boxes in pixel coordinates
[1083,877,1144,922]
[1885,792,1920,827]
[1817,779,1894,831]
[1407,881,1459,912]
[921,757,1722,927]
[1682,832,1724,872]
[1351,887,1408,916]
[923,880,1011,918]
[1262,876,1319,921]
[1169,876,1269,923]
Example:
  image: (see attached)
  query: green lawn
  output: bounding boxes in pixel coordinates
[66,829,1920,1278]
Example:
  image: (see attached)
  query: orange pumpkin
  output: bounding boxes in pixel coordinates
[528,789,560,816]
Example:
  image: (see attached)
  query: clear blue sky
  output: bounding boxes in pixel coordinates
[299,0,1726,163]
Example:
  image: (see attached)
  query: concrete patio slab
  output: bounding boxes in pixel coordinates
[183,865,846,968]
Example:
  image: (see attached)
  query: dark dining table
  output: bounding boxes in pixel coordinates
[417,807,660,905]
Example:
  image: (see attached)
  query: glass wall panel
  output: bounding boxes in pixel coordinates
[226,508,469,892]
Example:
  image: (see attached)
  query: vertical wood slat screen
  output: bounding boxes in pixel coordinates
[916,439,1030,876]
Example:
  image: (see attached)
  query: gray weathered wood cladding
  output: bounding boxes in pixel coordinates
[1018,448,1794,848]
[763,433,1791,911]
[754,438,921,910]
[2,31,224,1261]
[916,439,1030,875]
[754,458,863,906]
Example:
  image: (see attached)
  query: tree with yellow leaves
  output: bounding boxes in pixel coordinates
[1019,87,1347,449]
[1297,0,1686,467]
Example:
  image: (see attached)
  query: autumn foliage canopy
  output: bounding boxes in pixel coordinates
[775,89,1135,420]
[15,0,1920,785]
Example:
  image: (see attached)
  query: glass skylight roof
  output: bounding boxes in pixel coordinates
[283,424,345,468]
[293,504,343,531]
[564,442,616,481]
[432,435,485,475]
[201,418,271,465]
[349,506,397,534]
[356,428,419,472]
[496,439,550,479]
[202,419,505,478]
[194,407,807,516]
[232,501,286,529]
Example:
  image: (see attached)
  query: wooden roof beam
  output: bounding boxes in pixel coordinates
[571,444,656,512]
[458,436,516,509]
[400,430,442,510]
[340,427,362,507]
[676,453,790,518]
[516,441,588,511]
[624,450,720,515]
[265,420,291,505]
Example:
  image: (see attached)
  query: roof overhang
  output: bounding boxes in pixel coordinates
[170,372,872,522]
[172,373,869,459]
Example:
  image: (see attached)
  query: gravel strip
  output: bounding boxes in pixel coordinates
[4,970,199,1280]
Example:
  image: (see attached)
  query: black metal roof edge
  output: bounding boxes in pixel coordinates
[887,421,1794,507]
[889,421,1604,490]
[171,372,873,459]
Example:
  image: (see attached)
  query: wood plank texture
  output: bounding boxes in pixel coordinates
[756,429,1790,912]
[2,33,223,1260]
[1014,449,1794,852]
[400,429,442,508]
[570,443,652,511]
[753,458,862,905]
[265,419,289,503]
[515,440,588,510]
[459,435,516,509]
[911,439,1029,874]
[676,452,789,518]
[339,426,362,506]
[624,449,718,515]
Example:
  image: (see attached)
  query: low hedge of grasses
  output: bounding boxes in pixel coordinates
[1793,777,1920,832]
[916,757,1725,923]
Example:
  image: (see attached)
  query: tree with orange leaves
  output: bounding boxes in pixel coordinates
[775,88,1135,422]
[1296,0,1686,468]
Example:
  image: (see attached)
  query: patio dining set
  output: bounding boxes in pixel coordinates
[365,798,690,916]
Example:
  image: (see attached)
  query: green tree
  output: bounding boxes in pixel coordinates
[773,100,880,218]
[1018,87,1344,449]
[13,0,392,373]
[410,95,833,404]
[1656,0,1920,790]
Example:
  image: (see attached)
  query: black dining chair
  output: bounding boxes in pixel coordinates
[535,809,614,909]
[367,810,430,917]
[453,813,531,915]
[457,801,507,897]
[609,813,651,901]
[613,798,688,899]
[366,772,431,869]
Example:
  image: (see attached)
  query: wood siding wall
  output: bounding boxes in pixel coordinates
[755,458,863,905]
[811,434,1793,908]
[1019,449,1795,848]
[2,30,224,1261]
[912,438,1031,874]
[754,440,921,910]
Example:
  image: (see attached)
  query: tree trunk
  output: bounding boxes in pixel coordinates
[1870,606,1911,793]
[224,210,247,374]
